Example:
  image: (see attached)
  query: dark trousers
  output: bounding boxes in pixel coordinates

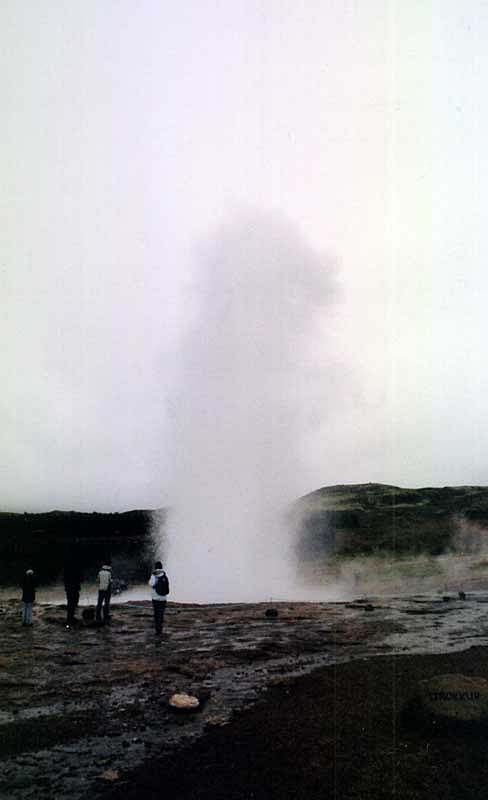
[96,590,111,624]
[66,589,80,625]
[152,600,166,634]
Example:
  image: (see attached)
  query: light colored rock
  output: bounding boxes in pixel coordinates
[168,692,200,711]
[97,769,120,782]
[205,713,229,727]
[419,674,488,722]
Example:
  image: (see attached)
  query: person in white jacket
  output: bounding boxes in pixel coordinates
[149,561,169,635]
[96,563,112,625]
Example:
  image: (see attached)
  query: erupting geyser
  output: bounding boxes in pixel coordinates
[162,211,336,603]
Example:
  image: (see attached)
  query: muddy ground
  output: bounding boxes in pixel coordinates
[2,594,488,799]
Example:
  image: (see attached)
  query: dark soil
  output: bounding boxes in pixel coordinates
[107,647,488,800]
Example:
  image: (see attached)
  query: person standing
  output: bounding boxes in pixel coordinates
[96,563,112,625]
[21,568,37,626]
[149,561,169,635]
[64,559,82,629]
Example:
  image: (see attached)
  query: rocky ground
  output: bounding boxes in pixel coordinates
[2,594,488,799]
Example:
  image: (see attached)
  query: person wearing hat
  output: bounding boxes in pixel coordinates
[149,561,169,635]
[96,563,112,625]
[21,568,37,626]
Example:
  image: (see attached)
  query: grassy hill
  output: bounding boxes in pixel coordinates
[295,483,488,558]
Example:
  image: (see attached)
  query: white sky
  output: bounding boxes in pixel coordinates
[2,0,488,511]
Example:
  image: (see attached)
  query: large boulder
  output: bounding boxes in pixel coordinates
[418,674,488,723]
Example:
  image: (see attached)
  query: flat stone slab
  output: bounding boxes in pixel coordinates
[418,674,488,723]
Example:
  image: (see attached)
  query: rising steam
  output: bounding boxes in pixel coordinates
[162,211,337,602]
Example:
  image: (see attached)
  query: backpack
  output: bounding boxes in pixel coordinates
[154,572,169,596]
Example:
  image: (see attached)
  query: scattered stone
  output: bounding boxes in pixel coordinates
[97,769,120,782]
[168,693,200,712]
[205,713,229,728]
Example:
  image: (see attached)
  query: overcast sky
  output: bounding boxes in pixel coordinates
[2,1,488,512]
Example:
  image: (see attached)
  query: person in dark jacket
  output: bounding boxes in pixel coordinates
[21,569,37,626]
[149,561,169,635]
[64,560,82,629]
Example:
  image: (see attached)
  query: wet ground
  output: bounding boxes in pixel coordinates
[2,592,488,799]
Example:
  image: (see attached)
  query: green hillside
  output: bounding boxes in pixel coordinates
[295,483,488,558]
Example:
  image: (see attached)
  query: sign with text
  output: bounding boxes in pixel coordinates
[419,674,488,722]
